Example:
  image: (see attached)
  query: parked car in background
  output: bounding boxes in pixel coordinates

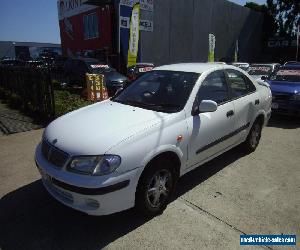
[229,62,250,71]
[0,58,25,67]
[247,63,280,81]
[284,61,300,66]
[35,63,272,216]
[64,58,128,96]
[127,63,154,81]
[267,65,300,116]
[25,60,45,69]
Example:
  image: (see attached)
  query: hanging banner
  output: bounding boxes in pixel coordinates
[127,3,140,67]
[140,19,153,32]
[208,33,215,62]
[120,16,153,32]
[296,24,299,61]
[234,39,239,62]
[120,0,153,12]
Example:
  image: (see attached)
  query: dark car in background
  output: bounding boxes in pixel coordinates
[25,60,46,68]
[0,58,25,67]
[267,65,300,116]
[284,61,300,66]
[64,58,128,96]
[229,62,249,71]
[127,63,154,81]
[248,63,280,81]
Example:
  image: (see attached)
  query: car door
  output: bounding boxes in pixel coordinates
[187,70,236,168]
[225,69,259,144]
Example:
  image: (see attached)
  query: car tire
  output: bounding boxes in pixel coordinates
[135,158,177,217]
[242,120,263,153]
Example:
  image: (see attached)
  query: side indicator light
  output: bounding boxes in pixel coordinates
[177,135,183,142]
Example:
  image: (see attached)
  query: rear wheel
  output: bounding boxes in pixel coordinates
[136,160,177,217]
[242,120,262,153]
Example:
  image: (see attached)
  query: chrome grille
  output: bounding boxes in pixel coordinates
[41,140,69,168]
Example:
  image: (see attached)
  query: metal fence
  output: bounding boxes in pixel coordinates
[0,66,55,121]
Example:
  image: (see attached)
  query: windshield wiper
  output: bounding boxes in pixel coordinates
[114,99,180,112]
[152,103,181,112]
[121,99,152,108]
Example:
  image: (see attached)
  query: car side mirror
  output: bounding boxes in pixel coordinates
[261,75,267,81]
[192,100,218,116]
[199,100,218,113]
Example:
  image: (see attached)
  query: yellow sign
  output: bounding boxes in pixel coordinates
[208,33,215,62]
[234,40,239,62]
[127,3,140,68]
[86,74,109,101]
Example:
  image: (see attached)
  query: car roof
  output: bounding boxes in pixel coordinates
[281,65,300,69]
[231,62,249,65]
[284,61,300,65]
[154,63,234,74]
[250,63,279,66]
[135,63,154,66]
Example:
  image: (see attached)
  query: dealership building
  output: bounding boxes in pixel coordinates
[57,0,263,69]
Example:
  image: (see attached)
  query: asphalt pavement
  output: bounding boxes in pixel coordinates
[0,115,299,250]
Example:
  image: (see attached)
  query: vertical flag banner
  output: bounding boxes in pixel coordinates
[234,39,239,62]
[296,24,299,61]
[127,3,140,68]
[208,33,216,62]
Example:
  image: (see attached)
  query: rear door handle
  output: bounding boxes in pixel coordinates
[255,99,260,105]
[226,110,234,117]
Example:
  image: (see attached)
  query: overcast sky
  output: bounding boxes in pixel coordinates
[0,0,267,44]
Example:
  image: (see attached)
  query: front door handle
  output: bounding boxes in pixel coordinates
[255,99,260,105]
[226,110,234,117]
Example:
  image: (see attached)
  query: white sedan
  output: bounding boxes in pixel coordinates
[35,63,272,216]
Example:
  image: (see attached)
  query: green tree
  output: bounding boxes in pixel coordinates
[245,1,300,37]
[271,0,300,36]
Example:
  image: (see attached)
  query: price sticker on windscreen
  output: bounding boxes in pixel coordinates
[90,65,109,69]
[249,67,270,72]
[138,67,153,73]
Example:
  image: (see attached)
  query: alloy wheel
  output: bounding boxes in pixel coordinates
[146,169,172,208]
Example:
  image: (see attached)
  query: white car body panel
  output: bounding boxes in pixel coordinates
[186,101,236,168]
[35,63,272,215]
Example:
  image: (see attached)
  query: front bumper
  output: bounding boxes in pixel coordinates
[35,143,143,215]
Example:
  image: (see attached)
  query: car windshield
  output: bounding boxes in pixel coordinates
[112,70,200,113]
[269,68,300,82]
[248,65,272,75]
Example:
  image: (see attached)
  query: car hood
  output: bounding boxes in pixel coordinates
[44,100,168,156]
[268,80,300,94]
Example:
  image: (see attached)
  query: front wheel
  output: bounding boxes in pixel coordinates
[242,120,262,153]
[135,161,177,217]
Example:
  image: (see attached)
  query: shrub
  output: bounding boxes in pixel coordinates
[54,90,92,117]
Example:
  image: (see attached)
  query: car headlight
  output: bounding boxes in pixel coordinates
[291,93,300,101]
[68,155,121,176]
